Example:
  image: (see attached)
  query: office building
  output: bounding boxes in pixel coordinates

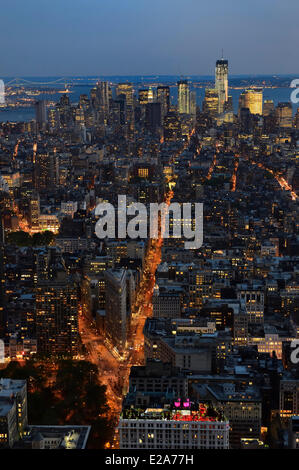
[177,80,190,114]
[215,59,228,114]
[35,100,47,130]
[35,253,79,357]
[239,88,263,115]
[157,85,170,120]
[275,102,293,128]
[145,102,162,132]
[119,398,229,449]
[203,88,219,118]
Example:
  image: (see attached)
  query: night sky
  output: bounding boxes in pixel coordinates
[1,0,298,76]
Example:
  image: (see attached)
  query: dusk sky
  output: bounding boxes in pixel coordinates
[1,0,299,77]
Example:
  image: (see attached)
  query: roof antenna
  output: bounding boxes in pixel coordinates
[222,48,224,59]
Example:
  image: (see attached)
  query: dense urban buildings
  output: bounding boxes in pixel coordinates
[0,54,298,451]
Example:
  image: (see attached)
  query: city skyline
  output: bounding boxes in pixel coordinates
[1,0,299,454]
[1,0,299,76]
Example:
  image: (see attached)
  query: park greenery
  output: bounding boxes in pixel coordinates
[0,359,114,448]
[6,230,55,247]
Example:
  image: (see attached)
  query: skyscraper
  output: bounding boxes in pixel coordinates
[35,100,47,130]
[116,83,135,135]
[215,59,228,114]
[263,100,275,117]
[145,102,162,132]
[96,81,110,124]
[157,86,170,120]
[177,80,190,114]
[34,147,59,192]
[239,88,263,116]
[36,251,79,357]
[275,102,293,128]
[203,88,219,117]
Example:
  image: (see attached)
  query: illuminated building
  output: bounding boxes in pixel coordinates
[29,191,40,231]
[34,148,59,192]
[163,112,181,141]
[177,80,190,114]
[279,380,299,420]
[35,254,79,357]
[0,379,28,439]
[190,90,196,119]
[238,88,263,115]
[96,81,110,124]
[263,100,274,117]
[47,107,60,130]
[21,425,91,449]
[116,83,135,134]
[157,85,170,120]
[35,100,47,130]
[233,308,248,346]
[237,284,264,324]
[119,399,229,449]
[138,89,149,105]
[289,417,299,449]
[60,201,78,218]
[1,171,21,196]
[295,108,299,129]
[38,214,59,233]
[193,383,261,448]
[275,102,293,128]
[215,59,228,114]
[203,88,219,117]
[249,332,282,359]
[148,86,154,102]
[0,399,18,447]
[104,268,129,355]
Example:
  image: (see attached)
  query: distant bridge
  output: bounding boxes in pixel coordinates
[5,77,71,87]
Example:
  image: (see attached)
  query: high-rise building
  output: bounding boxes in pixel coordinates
[215,59,228,114]
[275,102,293,128]
[163,112,181,141]
[34,147,59,192]
[203,88,219,117]
[190,90,196,119]
[36,252,79,357]
[138,89,150,106]
[116,83,135,135]
[105,269,129,355]
[263,100,275,117]
[29,191,40,231]
[157,86,170,120]
[239,88,263,115]
[237,284,264,324]
[47,107,60,130]
[145,102,162,132]
[177,80,190,114]
[95,81,110,124]
[35,100,47,130]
